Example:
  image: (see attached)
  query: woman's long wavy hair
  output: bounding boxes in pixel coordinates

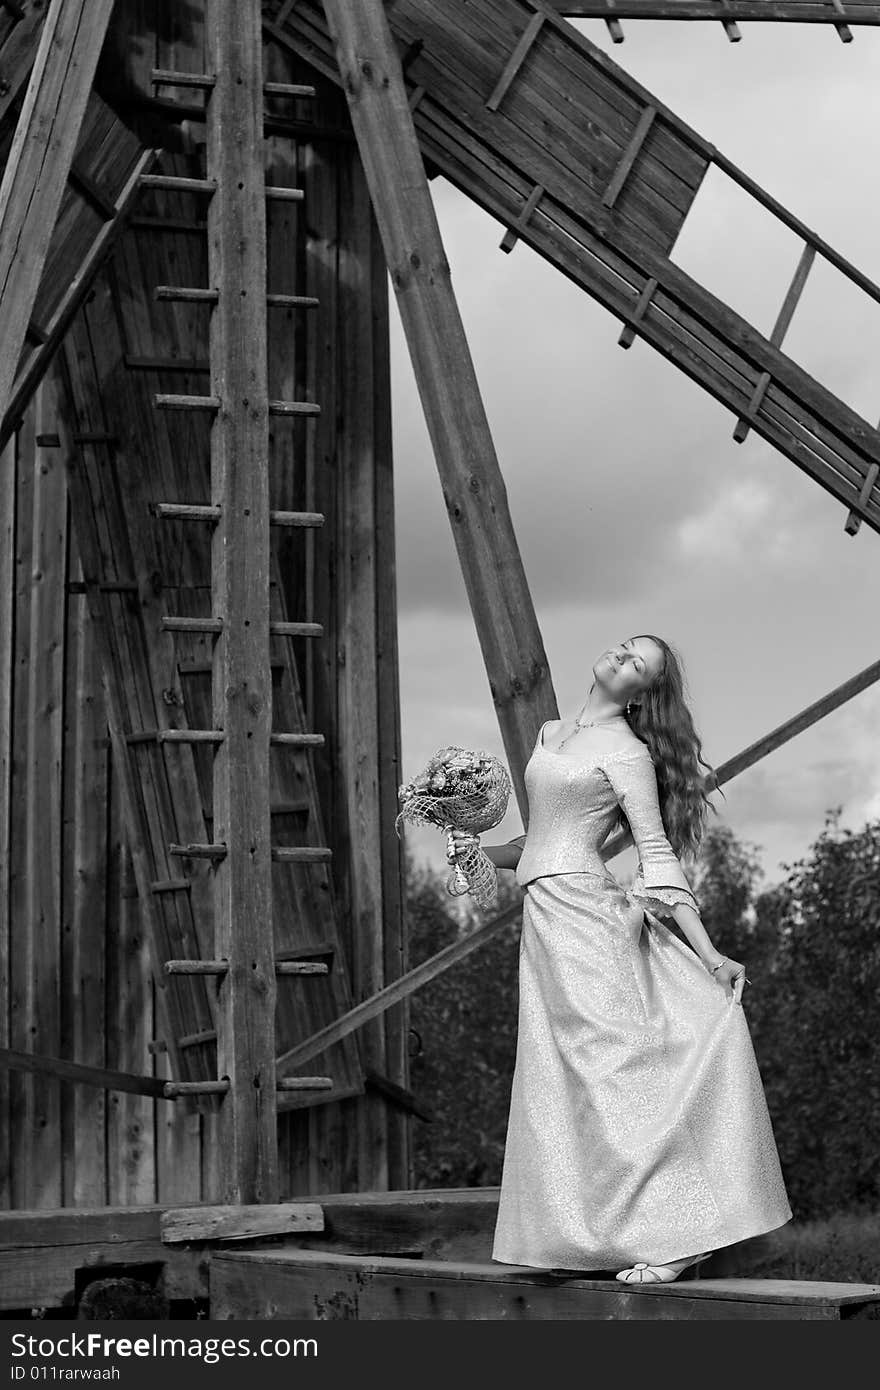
[607,634,720,866]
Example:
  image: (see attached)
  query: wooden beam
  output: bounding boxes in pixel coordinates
[733,242,816,441]
[205,0,279,1205]
[0,2,46,127]
[543,2,880,23]
[210,1249,880,1320]
[0,0,116,429]
[321,0,556,822]
[0,1046,172,1101]
[276,900,523,1072]
[160,1202,324,1244]
[270,1,880,532]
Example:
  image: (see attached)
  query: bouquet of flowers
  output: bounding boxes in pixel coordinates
[395,745,512,908]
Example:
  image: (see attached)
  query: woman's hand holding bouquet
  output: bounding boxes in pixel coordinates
[396,745,511,909]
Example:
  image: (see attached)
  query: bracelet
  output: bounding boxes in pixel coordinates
[708,958,727,975]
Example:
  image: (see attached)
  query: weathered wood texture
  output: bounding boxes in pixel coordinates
[319,0,556,824]
[161,1201,324,1244]
[269,0,880,533]
[0,4,407,1206]
[0,395,166,1209]
[1,98,154,449]
[0,1,49,127]
[0,0,116,431]
[547,2,880,22]
[202,0,280,1206]
[210,1249,880,1320]
[0,1205,208,1312]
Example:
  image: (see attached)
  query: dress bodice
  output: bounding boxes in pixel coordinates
[512,720,699,917]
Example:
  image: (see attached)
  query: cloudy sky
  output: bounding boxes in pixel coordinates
[389,14,880,892]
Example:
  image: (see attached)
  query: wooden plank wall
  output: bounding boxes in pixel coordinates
[0,4,408,1207]
[0,383,157,1208]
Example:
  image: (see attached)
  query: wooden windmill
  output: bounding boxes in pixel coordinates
[1,0,880,1319]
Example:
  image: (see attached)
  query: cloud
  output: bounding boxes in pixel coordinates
[390,18,880,889]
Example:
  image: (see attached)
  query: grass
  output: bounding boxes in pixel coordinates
[734,1211,880,1285]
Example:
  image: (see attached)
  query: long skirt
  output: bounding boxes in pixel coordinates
[492,871,792,1270]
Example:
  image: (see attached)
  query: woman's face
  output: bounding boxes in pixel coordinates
[593,637,664,701]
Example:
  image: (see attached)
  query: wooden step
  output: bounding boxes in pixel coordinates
[209,1249,880,1321]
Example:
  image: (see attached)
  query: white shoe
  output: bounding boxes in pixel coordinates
[615,1253,709,1284]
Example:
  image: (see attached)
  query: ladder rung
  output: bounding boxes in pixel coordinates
[155,503,221,522]
[125,731,158,745]
[266,294,319,309]
[270,733,325,747]
[177,659,286,676]
[164,1080,229,1097]
[844,461,880,536]
[270,510,324,528]
[156,505,324,527]
[271,847,332,863]
[169,842,227,859]
[139,174,217,195]
[268,399,321,417]
[165,958,326,976]
[605,17,625,42]
[263,81,316,98]
[500,182,544,255]
[73,431,117,445]
[163,617,223,634]
[178,1029,218,1049]
[151,68,216,89]
[265,185,305,202]
[99,581,138,594]
[155,286,219,303]
[270,622,323,638]
[155,394,221,412]
[130,216,207,235]
[165,959,228,975]
[157,729,224,744]
[602,106,656,211]
[36,433,61,448]
[277,1077,333,1091]
[619,276,659,350]
[271,798,311,815]
[125,355,210,373]
[486,11,544,113]
[150,878,192,894]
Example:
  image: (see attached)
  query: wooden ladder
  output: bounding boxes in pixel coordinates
[136,0,332,1203]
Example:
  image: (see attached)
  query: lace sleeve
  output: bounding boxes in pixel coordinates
[600,745,700,918]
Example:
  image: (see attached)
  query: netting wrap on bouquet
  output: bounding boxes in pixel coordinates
[395,745,512,909]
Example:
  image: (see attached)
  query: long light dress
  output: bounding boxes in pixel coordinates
[491,719,792,1271]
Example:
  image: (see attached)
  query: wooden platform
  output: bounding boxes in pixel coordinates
[210,1248,880,1320]
[3,1191,879,1320]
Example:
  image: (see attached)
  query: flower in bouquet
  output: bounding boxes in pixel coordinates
[396,745,512,908]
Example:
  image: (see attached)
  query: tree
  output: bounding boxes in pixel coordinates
[748,812,880,1218]
[407,851,522,1188]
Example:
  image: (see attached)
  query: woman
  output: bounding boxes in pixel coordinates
[448,635,791,1283]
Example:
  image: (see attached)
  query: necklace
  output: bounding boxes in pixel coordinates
[552,710,625,752]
